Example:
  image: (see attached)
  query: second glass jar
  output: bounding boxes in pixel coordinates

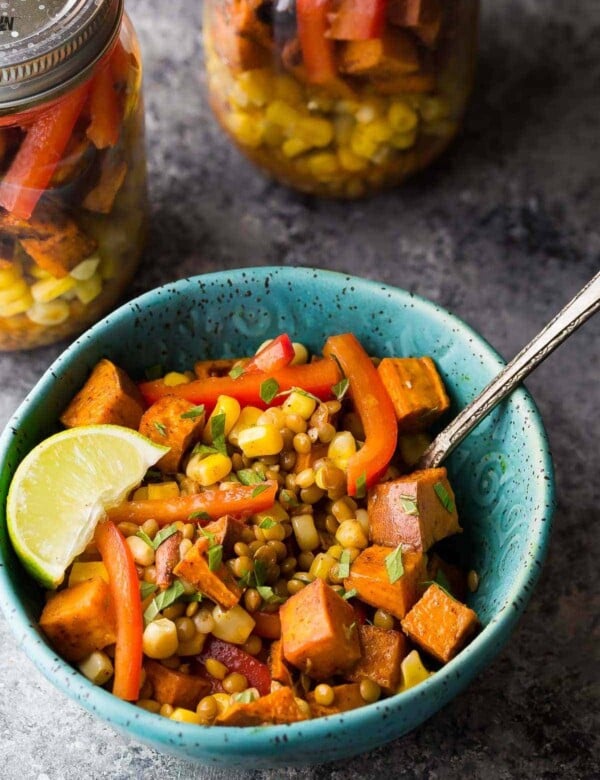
[204,0,479,198]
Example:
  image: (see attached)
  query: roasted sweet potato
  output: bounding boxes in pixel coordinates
[280,578,361,680]
[269,639,293,686]
[211,0,272,73]
[145,660,211,709]
[60,358,144,430]
[39,577,116,662]
[0,202,98,278]
[368,468,461,552]
[344,545,426,620]
[377,357,450,432]
[338,29,420,78]
[173,537,242,609]
[202,515,246,554]
[83,154,128,214]
[401,583,478,663]
[346,624,408,692]
[387,0,443,47]
[215,685,307,726]
[138,396,205,474]
[155,530,183,590]
[307,683,364,717]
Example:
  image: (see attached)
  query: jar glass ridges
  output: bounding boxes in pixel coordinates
[0,2,147,350]
[203,0,479,198]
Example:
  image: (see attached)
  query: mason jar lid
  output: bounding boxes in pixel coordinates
[0,0,123,114]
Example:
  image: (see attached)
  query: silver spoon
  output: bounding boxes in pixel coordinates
[417,270,600,470]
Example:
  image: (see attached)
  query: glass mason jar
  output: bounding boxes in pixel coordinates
[203,0,479,198]
[0,0,147,350]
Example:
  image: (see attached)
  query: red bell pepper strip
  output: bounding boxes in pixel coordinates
[243,334,295,375]
[0,83,89,219]
[327,0,387,40]
[86,61,121,149]
[198,637,272,695]
[296,0,338,84]
[323,333,397,497]
[138,358,342,409]
[106,481,278,526]
[94,519,143,701]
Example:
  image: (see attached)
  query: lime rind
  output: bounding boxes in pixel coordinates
[6,425,169,589]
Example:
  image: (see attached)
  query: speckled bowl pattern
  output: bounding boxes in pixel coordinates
[0,267,554,768]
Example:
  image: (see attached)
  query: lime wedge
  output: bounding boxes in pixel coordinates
[6,425,169,589]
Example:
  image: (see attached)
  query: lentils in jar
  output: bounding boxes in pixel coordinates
[37,333,480,725]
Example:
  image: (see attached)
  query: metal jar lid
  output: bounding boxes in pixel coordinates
[0,0,124,114]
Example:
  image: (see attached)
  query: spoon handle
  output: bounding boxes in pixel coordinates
[417,270,600,470]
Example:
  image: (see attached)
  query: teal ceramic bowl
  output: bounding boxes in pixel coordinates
[0,267,554,768]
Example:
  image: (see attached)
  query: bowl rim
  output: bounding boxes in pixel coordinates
[0,266,555,760]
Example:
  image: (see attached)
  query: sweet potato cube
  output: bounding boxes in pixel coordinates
[83,156,128,214]
[173,537,242,609]
[145,660,211,709]
[377,357,450,432]
[39,577,116,662]
[269,639,293,687]
[215,686,307,726]
[346,624,408,692]
[387,0,443,47]
[401,584,478,663]
[138,396,205,473]
[60,359,144,430]
[338,29,420,78]
[280,578,361,679]
[307,683,365,718]
[344,545,426,620]
[211,1,272,73]
[368,468,461,552]
[202,515,246,554]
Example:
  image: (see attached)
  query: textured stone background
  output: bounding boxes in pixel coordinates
[1,0,599,777]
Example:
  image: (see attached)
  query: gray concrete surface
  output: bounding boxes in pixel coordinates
[1,0,599,777]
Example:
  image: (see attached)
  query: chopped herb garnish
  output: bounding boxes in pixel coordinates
[260,377,279,404]
[189,510,211,522]
[342,588,358,600]
[355,472,367,499]
[199,527,217,546]
[385,544,404,584]
[236,468,265,486]
[257,585,284,604]
[143,580,185,625]
[232,689,257,704]
[153,524,179,549]
[253,559,267,587]
[276,386,320,403]
[237,571,253,589]
[338,549,351,579]
[421,575,455,600]
[140,581,158,600]
[348,621,357,632]
[399,495,419,516]
[180,404,205,420]
[259,517,276,529]
[144,364,163,380]
[135,529,154,548]
[229,364,245,379]
[207,544,223,572]
[210,413,227,455]
[182,592,204,603]
[252,483,270,498]
[332,377,350,401]
[153,421,167,437]
[191,443,219,459]
[433,481,455,513]
[279,489,299,508]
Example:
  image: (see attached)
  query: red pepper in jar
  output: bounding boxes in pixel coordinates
[327,0,388,40]
[296,0,338,83]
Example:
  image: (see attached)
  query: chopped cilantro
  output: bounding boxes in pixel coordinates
[433,481,455,513]
[135,529,154,548]
[257,585,284,604]
[191,443,219,459]
[260,377,279,404]
[153,421,167,437]
[180,404,205,420]
[258,517,276,529]
[207,544,223,572]
[182,592,204,603]
[385,544,404,584]
[253,559,267,587]
[399,495,419,516]
[342,588,358,600]
[332,377,350,401]
[236,469,265,486]
[210,413,227,455]
[153,524,179,549]
[355,472,367,499]
[228,364,245,379]
[143,580,185,625]
[140,581,158,600]
[276,386,320,403]
[232,689,257,704]
[189,510,211,522]
[338,549,351,579]
[252,483,270,498]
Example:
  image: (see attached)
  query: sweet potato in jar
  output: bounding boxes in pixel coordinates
[203,0,479,198]
[0,4,147,350]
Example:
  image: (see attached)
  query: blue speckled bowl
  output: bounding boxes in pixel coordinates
[0,267,554,768]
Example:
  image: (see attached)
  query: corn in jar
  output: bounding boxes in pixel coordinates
[203,0,479,198]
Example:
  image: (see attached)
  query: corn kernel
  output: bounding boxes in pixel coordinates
[238,424,284,458]
[328,431,357,471]
[170,707,203,724]
[291,342,309,365]
[226,112,264,147]
[228,405,262,446]
[203,395,241,443]
[253,502,289,525]
[309,152,339,179]
[398,650,433,692]
[0,290,34,318]
[187,453,232,486]
[363,119,393,144]
[69,255,101,281]
[283,138,311,158]
[28,265,51,281]
[309,552,337,581]
[296,117,334,148]
[351,128,379,159]
[237,69,273,106]
[205,658,228,680]
[283,390,317,420]
[391,131,417,150]
[338,147,368,172]
[0,267,21,288]
[137,700,161,713]
[274,74,304,105]
[335,99,360,115]
[132,486,149,501]
[26,300,70,326]
[30,275,76,304]
[68,561,109,587]
[75,273,103,305]
[263,122,285,147]
[212,604,256,645]
[212,692,232,715]
[265,100,299,130]
[0,277,29,306]
[292,513,320,552]
[334,115,356,146]
[147,481,180,500]
[78,651,114,686]
[163,371,190,387]
[388,101,418,133]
